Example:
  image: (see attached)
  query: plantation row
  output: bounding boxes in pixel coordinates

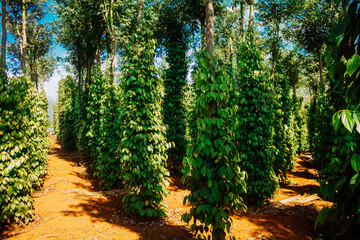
[1,0,359,239]
[52,28,360,239]
[0,71,49,227]
[53,27,308,238]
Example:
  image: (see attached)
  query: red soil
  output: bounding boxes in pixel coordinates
[1,136,334,240]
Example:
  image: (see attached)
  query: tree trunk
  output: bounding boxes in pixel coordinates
[293,86,297,98]
[110,0,115,81]
[271,49,277,79]
[78,70,82,101]
[313,81,318,113]
[20,0,27,75]
[95,33,102,68]
[102,0,116,81]
[137,0,143,27]
[95,49,101,68]
[270,47,277,89]
[1,0,6,69]
[40,76,45,91]
[110,34,115,80]
[205,0,214,61]
[205,0,217,118]
[248,0,254,33]
[318,50,325,93]
[239,2,245,42]
[86,59,93,89]
[270,22,280,87]
[200,20,205,48]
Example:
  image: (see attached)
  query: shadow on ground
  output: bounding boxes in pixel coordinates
[54,139,193,240]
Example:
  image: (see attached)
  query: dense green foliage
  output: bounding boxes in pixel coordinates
[307,92,333,169]
[86,69,122,189]
[55,76,77,150]
[182,50,247,239]
[236,38,279,205]
[162,28,188,175]
[3,0,358,238]
[118,27,170,218]
[314,1,360,238]
[75,90,92,161]
[292,94,309,153]
[0,73,49,226]
[272,70,297,180]
[54,70,122,190]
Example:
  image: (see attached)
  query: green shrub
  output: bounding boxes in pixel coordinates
[314,1,360,236]
[56,76,77,150]
[308,92,333,169]
[86,69,104,159]
[315,68,360,239]
[118,26,169,218]
[315,91,359,237]
[87,69,122,189]
[75,87,91,161]
[236,38,279,205]
[182,50,247,239]
[162,33,188,175]
[273,71,296,180]
[0,73,48,226]
[183,83,196,145]
[294,96,309,153]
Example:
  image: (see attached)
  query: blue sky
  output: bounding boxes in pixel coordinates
[43,0,67,102]
[0,0,68,102]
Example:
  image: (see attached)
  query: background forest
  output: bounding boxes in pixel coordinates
[0,0,359,239]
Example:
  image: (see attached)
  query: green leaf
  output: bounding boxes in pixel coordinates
[351,154,360,172]
[353,111,360,134]
[204,216,211,226]
[332,112,340,131]
[350,173,359,192]
[201,167,206,176]
[315,207,329,230]
[346,54,360,77]
[183,165,190,176]
[341,110,354,133]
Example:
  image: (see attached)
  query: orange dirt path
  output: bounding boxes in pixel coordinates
[1,136,332,239]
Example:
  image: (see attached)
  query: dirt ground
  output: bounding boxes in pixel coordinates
[1,135,336,240]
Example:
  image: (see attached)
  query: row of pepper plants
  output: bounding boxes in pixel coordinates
[0,70,50,228]
[54,29,307,240]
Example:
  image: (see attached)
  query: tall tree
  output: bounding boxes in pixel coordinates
[6,0,47,76]
[26,22,53,88]
[20,0,27,74]
[205,0,214,60]
[137,0,142,26]
[257,0,303,81]
[293,0,335,92]
[247,0,254,32]
[182,0,246,239]
[100,0,119,80]
[158,0,193,174]
[55,0,106,97]
[238,0,245,41]
[119,26,170,218]
[1,0,6,69]
[281,50,301,94]
[37,52,58,90]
